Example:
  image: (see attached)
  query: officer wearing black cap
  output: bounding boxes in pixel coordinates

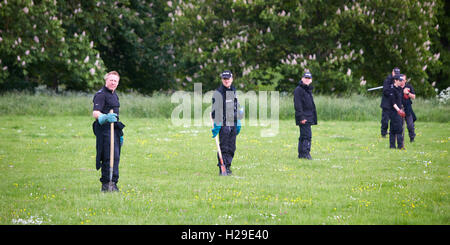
[380,67,401,137]
[293,71,317,160]
[92,71,126,192]
[211,70,243,175]
[388,74,406,149]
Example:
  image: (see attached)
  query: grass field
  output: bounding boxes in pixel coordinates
[0,115,448,225]
[1,92,449,122]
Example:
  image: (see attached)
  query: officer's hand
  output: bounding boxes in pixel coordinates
[397,109,406,118]
[301,119,307,124]
[236,120,241,136]
[98,113,117,125]
[403,88,410,94]
[403,88,410,99]
[211,123,221,138]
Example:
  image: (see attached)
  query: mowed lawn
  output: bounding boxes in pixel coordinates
[0,116,448,225]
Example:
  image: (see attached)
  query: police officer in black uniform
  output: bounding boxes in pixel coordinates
[388,74,406,149]
[211,70,242,175]
[400,74,417,142]
[92,71,125,192]
[380,67,401,137]
[293,71,317,160]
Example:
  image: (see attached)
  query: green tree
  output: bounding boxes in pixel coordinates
[0,0,105,92]
[163,0,442,97]
[59,0,172,93]
[427,0,449,93]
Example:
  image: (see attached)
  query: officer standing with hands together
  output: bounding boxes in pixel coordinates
[294,71,317,160]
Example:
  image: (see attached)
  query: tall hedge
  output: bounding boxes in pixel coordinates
[0,0,447,97]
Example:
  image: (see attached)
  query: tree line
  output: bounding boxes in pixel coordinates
[0,0,448,97]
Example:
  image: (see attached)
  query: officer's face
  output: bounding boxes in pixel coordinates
[222,77,233,88]
[105,75,120,91]
[400,77,406,87]
[302,77,312,85]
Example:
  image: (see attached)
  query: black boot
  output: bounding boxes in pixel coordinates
[112,182,119,192]
[305,140,312,160]
[226,165,232,175]
[101,183,109,192]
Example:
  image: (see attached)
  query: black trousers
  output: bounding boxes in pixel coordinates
[389,110,404,148]
[100,126,121,184]
[217,126,236,167]
[389,110,403,134]
[389,133,404,149]
[405,114,416,139]
[298,124,312,158]
[381,108,391,136]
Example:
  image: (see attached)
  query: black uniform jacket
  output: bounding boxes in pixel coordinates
[380,74,395,109]
[212,84,242,126]
[92,86,125,170]
[402,83,417,121]
[388,85,404,133]
[294,81,317,125]
[388,84,404,111]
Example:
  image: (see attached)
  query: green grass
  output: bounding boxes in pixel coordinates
[0,116,448,224]
[0,92,449,122]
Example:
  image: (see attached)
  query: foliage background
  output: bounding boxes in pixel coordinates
[0,0,448,97]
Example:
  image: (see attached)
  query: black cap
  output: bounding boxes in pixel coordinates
[394,74,401,80]
[221,70,232,79]
[302,72,312,78]
[393,67,400,75]
[399,74,405,81]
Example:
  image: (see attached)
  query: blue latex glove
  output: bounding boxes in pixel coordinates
[238,106,244,120]
[120,136,124,146]
[236,120,241,135]
[211,123,221,138]
[98,113,117,125]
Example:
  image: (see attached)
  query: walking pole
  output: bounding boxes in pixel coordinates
[108,109,115,191]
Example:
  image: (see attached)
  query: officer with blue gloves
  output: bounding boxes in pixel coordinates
[92,71,125,192]
[211,70,243,176]
[98,112,118,125]
[97,113,124,146]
